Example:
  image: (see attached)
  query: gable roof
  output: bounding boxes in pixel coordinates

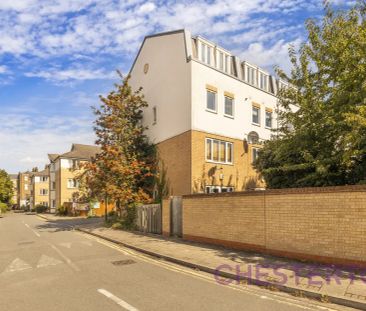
[59,143,100,160]
[31,168,49,177]
[48,154,59,162]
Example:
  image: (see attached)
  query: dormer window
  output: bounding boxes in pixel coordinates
[200,41,213,66]
[259,72,268,91]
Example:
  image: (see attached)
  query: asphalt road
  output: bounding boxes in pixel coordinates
[0,213,356,311]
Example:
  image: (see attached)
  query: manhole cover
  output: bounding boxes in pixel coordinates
[18,241,35,245]
[111,259,136,266]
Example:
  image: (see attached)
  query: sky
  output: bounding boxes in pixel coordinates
[0,0,354,173]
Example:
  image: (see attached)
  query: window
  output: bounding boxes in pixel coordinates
[259,72,268,91]
[219,52,224,70]
[41,176,48,182]
[207,46,211,65]
[205,186,234,194]
[24,184,28,191]
[40,189,48,195]
[265,110,273,128]
[153,106,157,125]
[52,200,56,208]
[51,182,56,190]
[72,160,80,170]
[224,96,234,117]
[200,42,206,63]
[225,55,230,73]
[67,179,79,189]
[206,90,216,112]
[252,148,260,164]
[247,66,256,85]
[206,138,233,164]
[24,176,28,181]
[252,106,260,125]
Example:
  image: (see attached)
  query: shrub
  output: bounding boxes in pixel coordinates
[0,202,7,214]
[56,205,68,216]
[111,222,123,230]
[35,204,48,213]
[120,204,137,230]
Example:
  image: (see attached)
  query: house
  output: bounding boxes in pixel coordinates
[18,171,32,208]
[48,144,101,214]
[129,29,286,195]
[9,174,18,208]
[30,168,49,210]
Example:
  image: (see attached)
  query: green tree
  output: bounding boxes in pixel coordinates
[81,73,156,218]
[0,169,14,204]
[255,1,366,188]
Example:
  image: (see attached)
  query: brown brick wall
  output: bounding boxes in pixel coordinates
[162,199,170,236]
[177,185,366,266]
[157,131,192,196]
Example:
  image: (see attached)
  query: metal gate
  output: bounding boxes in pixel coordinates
[170,196,182,237]
[136,204,162,234]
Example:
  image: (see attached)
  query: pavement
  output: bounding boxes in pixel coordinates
[37,213,366,310]
[0,212,358,311]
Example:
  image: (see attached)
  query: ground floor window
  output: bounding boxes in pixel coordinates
[206,138,233,164]
[205,186,234,194]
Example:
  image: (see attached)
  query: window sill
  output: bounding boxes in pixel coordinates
[206,108,218,114]
[265,126,272,130]
[206,160,234,166]
[252,122,261,127]
[224,114,234,119]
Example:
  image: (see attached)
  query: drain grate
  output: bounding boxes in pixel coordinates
[111,259,136,266]
[18,241,35,245]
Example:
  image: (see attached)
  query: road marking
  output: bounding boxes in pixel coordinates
[81,233,344,311]
[37,254,63,268]
[98,289,139,311]
[24,223,40,237]
[49,244,80,272]
[3,258,32,273]
[59,242,72,249]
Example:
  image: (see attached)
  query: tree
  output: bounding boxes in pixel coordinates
[81,73,156,219]
[255,1,366,188]
[0,169,14,204]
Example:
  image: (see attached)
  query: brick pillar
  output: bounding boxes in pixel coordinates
[162,198,171,237]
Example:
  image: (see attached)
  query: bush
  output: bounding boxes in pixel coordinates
[0,202,8,214]
[35,204,48,213]
[120,204,137,230]
[111,222,123,230]
[56,205,68,216]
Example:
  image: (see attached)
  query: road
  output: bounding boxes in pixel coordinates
[0,213,356,311]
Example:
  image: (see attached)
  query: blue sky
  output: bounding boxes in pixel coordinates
[0,0,353,173]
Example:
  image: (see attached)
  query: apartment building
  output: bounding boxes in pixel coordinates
[30,169,49,209]
[9,174,18,208]
[48,144,100,213]
[18,171,32,208]
[130,29,287,195]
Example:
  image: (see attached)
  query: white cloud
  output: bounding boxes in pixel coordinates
[25,67,116,82]
[0,113,95,173]
[0,65,8,74]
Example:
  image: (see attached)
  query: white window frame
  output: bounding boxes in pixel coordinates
[67,179,79,189]
[265,110,273,129]
[205,186,234,194]
[252,147,260,164]
[206,89,217,113]
[205,138,233,164]
[252,106,260,126]
[224,96,234,118]
[40,189,48,195]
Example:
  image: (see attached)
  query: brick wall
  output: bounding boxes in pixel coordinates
[178,185,366,267]
[162,199,170,237]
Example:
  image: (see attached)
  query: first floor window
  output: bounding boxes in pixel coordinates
[265,110,273,128]
[252,106,260,125]
[40,189,48,195]
[224,96,234,117]
[252,148,260,164]
[206,90,216,112]
[206,138,233,164]
[67,179,79,189]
